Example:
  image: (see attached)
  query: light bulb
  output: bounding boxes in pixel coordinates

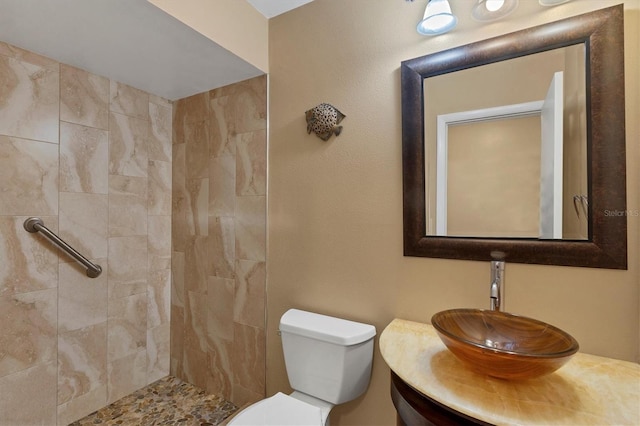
[485,0,505,12]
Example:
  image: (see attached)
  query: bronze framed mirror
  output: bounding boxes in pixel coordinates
[402,5,626,269]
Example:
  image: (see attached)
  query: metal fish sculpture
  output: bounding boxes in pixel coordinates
[305,103,345,141]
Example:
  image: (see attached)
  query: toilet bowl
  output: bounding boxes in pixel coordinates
[228,309,376,426]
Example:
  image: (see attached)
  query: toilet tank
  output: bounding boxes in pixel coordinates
[279,309,376,405]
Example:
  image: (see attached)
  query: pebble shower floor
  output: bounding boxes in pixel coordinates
[69,376,238,425]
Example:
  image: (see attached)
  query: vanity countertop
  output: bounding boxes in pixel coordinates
[380,318,640,425]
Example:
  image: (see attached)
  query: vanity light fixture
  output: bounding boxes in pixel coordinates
[417,0,458,36]
[471,0,518,21]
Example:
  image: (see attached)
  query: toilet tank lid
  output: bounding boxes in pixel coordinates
[279,309,376,345]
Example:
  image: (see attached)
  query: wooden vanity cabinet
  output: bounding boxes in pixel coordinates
[390,372,491,426]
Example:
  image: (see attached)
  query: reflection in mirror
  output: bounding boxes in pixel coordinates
[401,5,627,269]
[424,45,587,239]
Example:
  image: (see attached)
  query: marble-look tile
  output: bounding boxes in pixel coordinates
[0,136,58,216]
[171,251,185,309]
[182,345,209,392]
[60,121,109,194]
[232,383,264,409]
[107,349,147,404]
[57,383,107,426]
[185,120,210,179]
[235,196,266,261]
[170,305,185,377]
[231,323,265,399]
[59,258,108,333]
[0,41,58,71]
[59,192,109,260]
[209,96,235,158]
[206,335,234,401]
[148,160,172,216]
[0,361,57,425]
[210,75,266,135]
[109,175,147,237]
[236,130,266,196]
[148,215,171,271]
[147,323,170,383]
[210,155,236,217]
[109,112,148,177]
[58,323,107,405]
[233,260,265,328]
[150,94,171,109]
[185,291,208,353]
[185,236,209,295]
[109,81,148,120]
[0,215,58,296]
[148,269,171,329]
[0,289,57,378]
[172,143,188,252]
[187,178,209,236]
[173,93,209,139]
[0,54,59,143]
[108,293,147,362]
[108,236,147,299]
[148,102,172,162]
[210,216,236,279]
[208,276,235,340]
[60,64,109,129]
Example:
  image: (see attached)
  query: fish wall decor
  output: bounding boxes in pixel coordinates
[305,103,345,141]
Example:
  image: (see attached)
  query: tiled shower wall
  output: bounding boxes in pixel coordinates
[171,75,267,408]
[0,42,172,425]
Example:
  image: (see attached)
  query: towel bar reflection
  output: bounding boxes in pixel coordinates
[23,217,102,278]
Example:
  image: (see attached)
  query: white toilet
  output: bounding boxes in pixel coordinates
[229,308,377,426]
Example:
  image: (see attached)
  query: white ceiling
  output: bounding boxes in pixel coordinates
[0,0,313,101]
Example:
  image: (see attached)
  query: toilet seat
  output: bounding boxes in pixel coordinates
[229,392,324,426]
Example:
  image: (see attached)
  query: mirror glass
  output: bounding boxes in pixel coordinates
[401,5,627,269]
[424,45,587,239]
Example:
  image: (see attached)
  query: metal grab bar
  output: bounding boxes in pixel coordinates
[23,217,102,278]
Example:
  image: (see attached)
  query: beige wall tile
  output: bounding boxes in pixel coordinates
[210,216,236,279]
[148,102,172,162]
[184,236,209,294]
[108,236,148,299]
[185,120,210,179]
[0,41,58,71]
[210,155,236,216]
[187,178,209,236]
[108,175,148,237]
[0,215,58,296]
[236,130,266,196]
[232,323,265,399]
[60,122,109,194]
[108,293,147,362]
[0,289,57,378]
[148,160,172,216]
[171,251,185,309]
[148,269,171,329]
[59,192,109,260]
[57,323,107,405]
[109,81,149,120]
[0,362,57,425]
[235,195,266,261]
[169,305,184,377]
[0,136,59,216]
[0,55,59,143]
[148,215,172,271]
[147,323,170,384]
[208,276,235,340]
[172,143,188,252]
[233,260,265,328]
[206,335,233,400]
[109,112,148,177]
[60,64,109,130]
[58,258,108,333]
[209,96,235,158]
[57,383,107,426]
[107,349,147,404]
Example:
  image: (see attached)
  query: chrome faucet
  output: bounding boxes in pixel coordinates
[489,252,505,311]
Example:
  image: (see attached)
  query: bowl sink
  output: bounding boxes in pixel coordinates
[431,309,579,380]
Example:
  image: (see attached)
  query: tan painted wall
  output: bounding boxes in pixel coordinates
[267,1,640,425]
[148,0,269,72]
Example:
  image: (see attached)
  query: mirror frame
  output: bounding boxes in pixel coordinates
[402,5,627,269]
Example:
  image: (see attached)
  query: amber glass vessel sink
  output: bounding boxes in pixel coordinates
[431,309,579,380]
